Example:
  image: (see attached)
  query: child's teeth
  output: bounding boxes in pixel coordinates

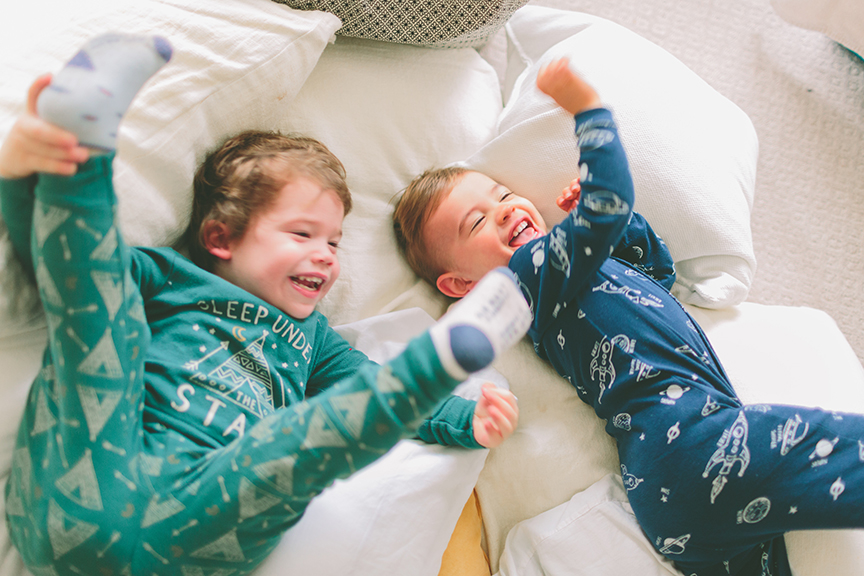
[512,222,527,240]
[294,276,323,289]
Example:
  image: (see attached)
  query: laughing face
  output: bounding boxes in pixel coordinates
[213,176,344,319]
[424,171,547,298]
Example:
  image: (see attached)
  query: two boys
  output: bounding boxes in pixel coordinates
[394,57,864,576]
[0,35,529,575]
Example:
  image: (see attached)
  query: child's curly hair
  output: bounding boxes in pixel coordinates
[187,130,350,271]
[392,166,467,287]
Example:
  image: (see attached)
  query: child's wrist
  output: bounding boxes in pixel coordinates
[35,154,117,208]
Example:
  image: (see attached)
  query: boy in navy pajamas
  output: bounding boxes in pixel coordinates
[0,35,531,575]
[392,57,864,576]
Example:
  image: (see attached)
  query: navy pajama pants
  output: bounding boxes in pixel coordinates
[609,357,864,576]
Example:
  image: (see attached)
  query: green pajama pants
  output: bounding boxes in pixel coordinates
[4,157,458,575]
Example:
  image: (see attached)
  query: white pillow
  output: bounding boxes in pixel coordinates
[463,6,759,309]
[257,308,501,576]
[277,35,503,326]
[261,440,485,576]
[495,474,681,576]
[771,0,864,57]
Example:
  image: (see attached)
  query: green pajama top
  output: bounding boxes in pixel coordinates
[0,156,480,575]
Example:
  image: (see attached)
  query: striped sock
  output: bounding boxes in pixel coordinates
[429,267,531,380]
[37,33,172,151]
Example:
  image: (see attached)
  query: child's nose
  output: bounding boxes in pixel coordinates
[496,205,515,224]
[312,242,336,264]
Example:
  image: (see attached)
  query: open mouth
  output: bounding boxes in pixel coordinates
[291,275,324,292]
[509,219,538,247]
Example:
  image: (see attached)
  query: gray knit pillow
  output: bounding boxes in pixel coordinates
[274,0,528,48]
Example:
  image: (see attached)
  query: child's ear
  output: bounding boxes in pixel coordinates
[436,273,475,299]
[201,220,233,261]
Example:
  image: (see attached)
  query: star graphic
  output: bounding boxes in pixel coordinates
[789,506,798,514]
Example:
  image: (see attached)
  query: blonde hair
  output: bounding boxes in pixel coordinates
[187,130,350,271]
[392,166,467,286]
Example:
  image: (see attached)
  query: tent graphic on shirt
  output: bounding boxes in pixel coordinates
[206,332,274,418]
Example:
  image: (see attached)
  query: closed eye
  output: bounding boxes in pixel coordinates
[470,215,485,233]
[500,192,513,201]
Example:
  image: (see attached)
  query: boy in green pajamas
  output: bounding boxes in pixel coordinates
[0,34,529,575]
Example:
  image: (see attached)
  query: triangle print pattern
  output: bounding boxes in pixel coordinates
[48,499,99,559]
[77,328,124,378]
[54,449,103,511]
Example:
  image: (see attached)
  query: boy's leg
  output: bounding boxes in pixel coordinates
[619,394,864,576]
[5,155,153,571]
[5,34,172,571]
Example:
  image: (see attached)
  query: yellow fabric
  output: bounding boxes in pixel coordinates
[438,490,491,576]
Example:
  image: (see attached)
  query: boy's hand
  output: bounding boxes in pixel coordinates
[556,177,581,212]
[0,74,89,179]
[472,383,519,448]
[536,58,601,116]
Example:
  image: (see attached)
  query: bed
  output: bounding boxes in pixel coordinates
[2,1,864,575]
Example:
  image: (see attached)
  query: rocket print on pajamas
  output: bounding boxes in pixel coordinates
[590,334,635,403]
[703,411,751,504]
[505,107,864,576]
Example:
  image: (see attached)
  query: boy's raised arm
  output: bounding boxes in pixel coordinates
[514,60,635,335]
